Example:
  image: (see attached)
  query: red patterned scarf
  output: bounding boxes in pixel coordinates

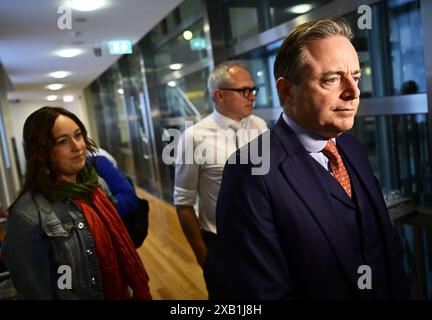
[74,187,152,300]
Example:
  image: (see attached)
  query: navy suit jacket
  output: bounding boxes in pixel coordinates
[216,116,408,299]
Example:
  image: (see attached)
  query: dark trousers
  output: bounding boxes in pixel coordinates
[201,230,230,300]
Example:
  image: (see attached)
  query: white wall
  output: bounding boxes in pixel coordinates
[9,92,91,179]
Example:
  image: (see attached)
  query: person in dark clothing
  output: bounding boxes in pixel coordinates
[216,18,409,300]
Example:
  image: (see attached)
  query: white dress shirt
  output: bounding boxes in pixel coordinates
[174,110,268,234]
[282,113,335,172]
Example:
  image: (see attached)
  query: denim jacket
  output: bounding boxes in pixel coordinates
[3,191,105,299]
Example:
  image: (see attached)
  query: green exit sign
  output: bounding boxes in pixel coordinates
[190,38,206,51]
[108,40,132,54]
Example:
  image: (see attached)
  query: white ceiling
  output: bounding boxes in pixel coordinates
[0,0,184,102]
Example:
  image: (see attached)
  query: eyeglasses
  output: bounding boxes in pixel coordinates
[219,86,259,98]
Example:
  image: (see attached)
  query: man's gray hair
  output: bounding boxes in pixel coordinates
[274,17,353,84]
[207,61,250,99]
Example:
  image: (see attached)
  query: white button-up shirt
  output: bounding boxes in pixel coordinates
[174,110,268,234]
[283,113,336,172]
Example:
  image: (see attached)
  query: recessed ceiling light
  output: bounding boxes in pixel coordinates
[288,4,314,14]
[49,71,70,79]
[63,95,74,102]
[57,48,82,58]
[167,81,177,87]
[47,84,64,91]
[46,95,58,101]
[169,63,183,71]
[69,0,105,12]
[183,30,193,41]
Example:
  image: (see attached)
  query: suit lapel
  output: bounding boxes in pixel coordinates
[336,136,389,224]
[311,158,356,209]
[273,118,364,293]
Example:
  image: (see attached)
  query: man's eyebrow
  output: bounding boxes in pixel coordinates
[321,69,362,76]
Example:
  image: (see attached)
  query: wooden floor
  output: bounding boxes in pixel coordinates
[135,188,208,300]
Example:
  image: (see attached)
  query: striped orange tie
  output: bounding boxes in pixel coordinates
[322,140,352,198]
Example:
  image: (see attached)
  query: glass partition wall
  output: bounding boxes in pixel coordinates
[86,0,432,298]
[88,0,431,207]
[88,0,211,201]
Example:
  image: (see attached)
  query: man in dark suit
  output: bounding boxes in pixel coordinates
[216,17,409,299]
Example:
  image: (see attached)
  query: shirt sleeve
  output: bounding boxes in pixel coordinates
[2,211,54,299]
[173,129,199,206]
[92,155,140,217]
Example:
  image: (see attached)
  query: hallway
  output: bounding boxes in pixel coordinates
[0,0,431,301]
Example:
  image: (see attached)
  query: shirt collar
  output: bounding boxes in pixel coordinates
[282,112,335,153]
[212,109,248,129]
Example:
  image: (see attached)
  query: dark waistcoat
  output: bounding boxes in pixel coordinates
[310,156,391,299]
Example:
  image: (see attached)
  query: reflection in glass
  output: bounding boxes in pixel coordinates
[223,0,332,46]
[269,0,332,28]
[345,0,425,97]
[241,58,272,109]
[234,40,283,109]
[91,63,135,179]
[388,0,425,95]
[350,114,431,209]
[179,0,202,22]
[227,6,259,44]
[158,69,210,118]
[153,20,208,80]
[150,0,202,45]
[118,47,161,193]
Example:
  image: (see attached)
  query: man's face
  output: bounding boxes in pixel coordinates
[214,66,256,121]
[278,36,361,138]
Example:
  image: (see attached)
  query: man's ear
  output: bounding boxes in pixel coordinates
[213,89,223,104]
[276,77,295,107]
